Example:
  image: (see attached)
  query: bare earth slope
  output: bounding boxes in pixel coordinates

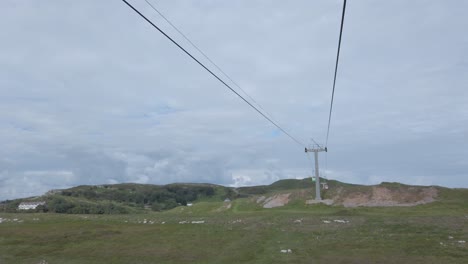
[251,180,440,208]
[337,185,438,207]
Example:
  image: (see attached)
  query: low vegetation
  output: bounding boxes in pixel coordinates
[2,178,466,214]
[0,179,467,263]
[1,183,230,214]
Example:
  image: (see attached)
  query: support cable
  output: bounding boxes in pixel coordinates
[325,0,347,148]
[143,0,320,146]
[121,0,306,147]
[143,0,278,124]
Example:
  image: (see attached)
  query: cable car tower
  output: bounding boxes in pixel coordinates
[305,145,327,200]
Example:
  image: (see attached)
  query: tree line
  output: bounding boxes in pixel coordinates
[51,184,217,213]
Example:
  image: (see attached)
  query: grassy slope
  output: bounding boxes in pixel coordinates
[1,180,467,263]
[1,204,467,263]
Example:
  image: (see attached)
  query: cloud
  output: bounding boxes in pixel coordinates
[0,0,467,200]
[0,170,75,199]
[229,167,310,188]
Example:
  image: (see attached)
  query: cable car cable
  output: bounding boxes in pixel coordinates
[325,0,347,148]
[121,0,306,147]
[143,0,282,125]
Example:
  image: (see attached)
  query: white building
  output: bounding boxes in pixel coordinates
[18,201,46,210]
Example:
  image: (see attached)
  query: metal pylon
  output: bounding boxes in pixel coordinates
[305,146,327,200]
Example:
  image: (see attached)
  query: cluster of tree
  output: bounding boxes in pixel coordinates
[59,184,217,212]
[1,184,221,214]
[46,197,129,214]
[0,200,21,213]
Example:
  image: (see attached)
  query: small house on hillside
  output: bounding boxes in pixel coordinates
[18,201,46,210]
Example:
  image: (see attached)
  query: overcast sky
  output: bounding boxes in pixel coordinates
[1,0,467,200]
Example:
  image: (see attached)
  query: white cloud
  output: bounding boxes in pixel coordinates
[229,167,310,187]
[0,170,76,199]
[0,0,467,200]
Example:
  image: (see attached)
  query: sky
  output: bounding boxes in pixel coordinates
[0,0,467,200]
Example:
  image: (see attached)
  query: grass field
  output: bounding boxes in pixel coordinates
[1,196,467,264]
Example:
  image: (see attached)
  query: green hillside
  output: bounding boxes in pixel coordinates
[1,179,467,263]
[2,178,467,215]
[1,182,234,214]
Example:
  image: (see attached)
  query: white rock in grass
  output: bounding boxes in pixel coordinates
[458,240,466,244]
[333,219,348,223]
[323,220,331,224]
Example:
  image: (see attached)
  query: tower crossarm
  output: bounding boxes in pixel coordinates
[305,147,327,153]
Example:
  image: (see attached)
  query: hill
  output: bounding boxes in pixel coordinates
[1,178,467,214]
[1,178,468,263]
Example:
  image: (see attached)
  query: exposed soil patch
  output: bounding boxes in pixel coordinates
[215,202,231,212]
[340,186,438,207]
[306,199,334,205]
[256,196,266,203]
[262,193,291,208]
